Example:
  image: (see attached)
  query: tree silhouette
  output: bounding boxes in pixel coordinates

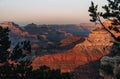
[88,0,120,56]
[88,0,120,39]
[10,40,31,61]
[10,43,23,60]
[0,27,10,63]
[30,65,72,79]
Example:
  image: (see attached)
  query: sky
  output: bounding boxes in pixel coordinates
[0,0,107,25]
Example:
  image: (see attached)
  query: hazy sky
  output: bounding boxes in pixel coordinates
[0,0,107,25]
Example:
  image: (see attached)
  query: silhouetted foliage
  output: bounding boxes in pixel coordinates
[10,43,24,60]
[88,0,120,39]
[0,26,10,63]
[89,0,120,56]
[30,65,72,79]
[10,40,31,61]
[100,64,113,75]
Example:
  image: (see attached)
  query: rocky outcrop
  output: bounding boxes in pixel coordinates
[0,21,39,38]
[48,23,95,36]
[32,44,110,73]
[97,20,120,37]
[0,21,29,36]
[100,56,120,79]
[0,21,38,47]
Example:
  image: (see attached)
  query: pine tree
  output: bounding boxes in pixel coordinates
[0,26,11,63]
[88,0,120,56]
[10,40,31,61]
[88,0,120,39]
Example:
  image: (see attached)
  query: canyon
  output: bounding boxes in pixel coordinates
[32,22,114,79]
[0,21,115,79]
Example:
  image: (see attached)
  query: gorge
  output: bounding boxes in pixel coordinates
[0,21,116,79]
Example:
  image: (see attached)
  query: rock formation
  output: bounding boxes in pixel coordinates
[32,20,118,79]
[0,21,29,36]
[100,56,120,79]
[32,32,111,72]
[0,21,37,47]
[0,21,115,79]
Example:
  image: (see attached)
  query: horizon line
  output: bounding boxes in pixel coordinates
[0,21,93,26]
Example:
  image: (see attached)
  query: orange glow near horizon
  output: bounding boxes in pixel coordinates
[0,0,107,25]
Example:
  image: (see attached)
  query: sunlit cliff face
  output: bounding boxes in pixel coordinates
[32,21,115,72]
